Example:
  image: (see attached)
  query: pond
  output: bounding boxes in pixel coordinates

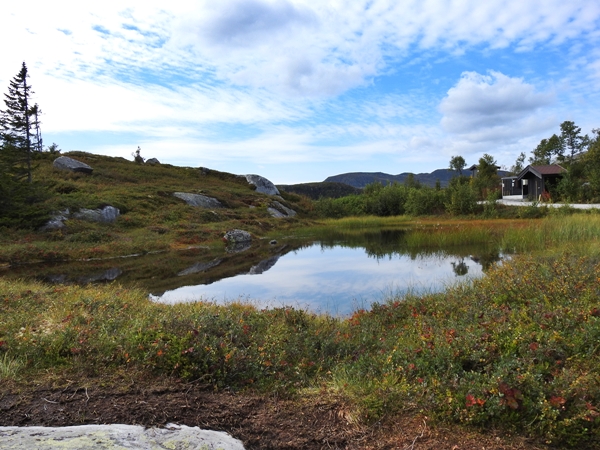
[1,229,502,316]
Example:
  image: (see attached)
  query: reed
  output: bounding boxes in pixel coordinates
[500,214,600,254]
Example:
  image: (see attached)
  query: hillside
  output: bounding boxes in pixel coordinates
[277,181,361,199]
[324,168,510,188]
[0,151,311,265]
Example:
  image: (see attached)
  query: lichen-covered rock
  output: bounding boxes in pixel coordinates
[245,174,280,196]
[173,192,223,208]
[0,424,246,450]
[223,229,252,244]
[268,201,297,218]
[145,157,160,165]
[53,156,93,174]
[73,206,120,223]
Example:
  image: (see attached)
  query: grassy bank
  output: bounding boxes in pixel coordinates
[2,253,599,447]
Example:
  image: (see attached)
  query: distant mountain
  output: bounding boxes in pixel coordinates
[324,169,457,188]
[324,169,510,189]
[277,182,361,200]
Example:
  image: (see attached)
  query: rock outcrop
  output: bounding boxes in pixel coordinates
[145,158,160,165]
[73,206,120,223]
[53,156,93,174]
[267,201,297,218]
[173,192,223,208]
[40,206,120,230]
[245,174,280,196]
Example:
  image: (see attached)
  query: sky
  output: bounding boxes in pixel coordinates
[2,1,599,184]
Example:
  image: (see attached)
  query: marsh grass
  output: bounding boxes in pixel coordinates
[0,353,24,381]
[501,215,600,254]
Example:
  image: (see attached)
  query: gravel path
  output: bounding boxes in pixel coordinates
[496,199,600,209]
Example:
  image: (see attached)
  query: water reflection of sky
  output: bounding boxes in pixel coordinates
[153,243,484,316]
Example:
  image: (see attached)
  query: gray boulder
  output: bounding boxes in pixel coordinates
[224,229,252,244]
[73,206,120,223]
[53,156,93,174]
[40,209,70,231]
[268,201,297,218]
[174,192,223,208]
[146,157,160,165]
[224,229,252,253]
[245,174,280,196]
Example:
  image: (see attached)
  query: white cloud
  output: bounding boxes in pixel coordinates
[439,71,555,143]
[2,1,600,182]
[188,0,317,48]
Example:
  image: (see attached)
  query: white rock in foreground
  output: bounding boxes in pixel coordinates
[0,424,246,450]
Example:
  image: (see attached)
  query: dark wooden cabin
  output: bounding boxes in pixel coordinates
[501,164,566,200]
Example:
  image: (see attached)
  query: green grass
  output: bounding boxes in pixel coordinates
[0,353,24,381]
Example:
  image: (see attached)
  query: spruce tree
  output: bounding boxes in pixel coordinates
[0,62,38,183]
[0,62,50,228]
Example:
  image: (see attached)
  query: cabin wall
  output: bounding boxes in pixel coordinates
[502,178,522,197]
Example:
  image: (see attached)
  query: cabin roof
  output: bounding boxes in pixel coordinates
[516,164,566,181]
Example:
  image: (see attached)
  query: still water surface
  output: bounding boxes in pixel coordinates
[152,243,487,315]
[3,229,501,316]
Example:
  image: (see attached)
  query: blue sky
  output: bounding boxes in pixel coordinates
[2,1,599,184]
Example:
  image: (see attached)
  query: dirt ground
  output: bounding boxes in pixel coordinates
[0,378,548,450]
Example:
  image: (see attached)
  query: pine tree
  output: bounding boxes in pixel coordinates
[0,62,39,183]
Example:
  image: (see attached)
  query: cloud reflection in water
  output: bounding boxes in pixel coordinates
[153,244,484,315]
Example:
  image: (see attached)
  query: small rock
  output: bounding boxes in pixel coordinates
[145,157,160,165]
[223,229,252,244]
[270,239,277,245]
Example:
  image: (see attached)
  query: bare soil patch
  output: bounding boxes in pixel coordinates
[0,378,547,449]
